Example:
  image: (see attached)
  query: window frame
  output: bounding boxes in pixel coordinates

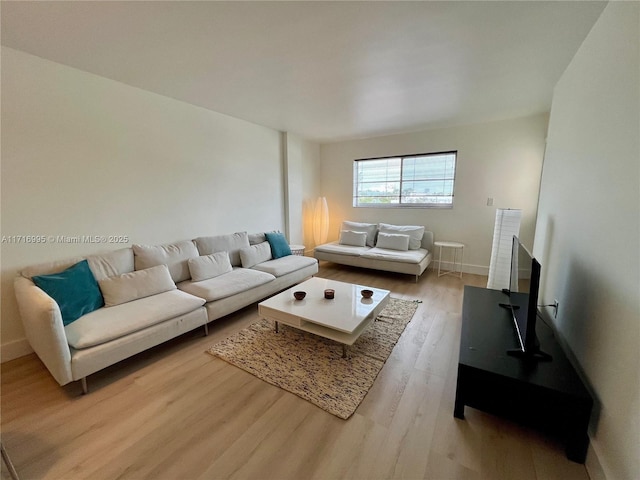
[352,150,457,209]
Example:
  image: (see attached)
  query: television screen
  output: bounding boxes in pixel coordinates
[506,236,550,361]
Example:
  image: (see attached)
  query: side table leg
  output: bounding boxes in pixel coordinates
[275,321,279,333]
[342,345,347,358]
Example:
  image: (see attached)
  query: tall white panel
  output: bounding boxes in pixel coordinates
[487,209,521,290]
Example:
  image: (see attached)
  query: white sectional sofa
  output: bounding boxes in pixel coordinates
[314,221,433,281]
[14,231,317,393]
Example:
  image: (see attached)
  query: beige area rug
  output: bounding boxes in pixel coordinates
[206,297,419,419]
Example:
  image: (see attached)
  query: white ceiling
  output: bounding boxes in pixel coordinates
[1,1,606,143]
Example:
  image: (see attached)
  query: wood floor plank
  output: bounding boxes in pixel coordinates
[0,264,590,480]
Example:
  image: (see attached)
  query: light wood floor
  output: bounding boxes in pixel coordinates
[1,263,590,480]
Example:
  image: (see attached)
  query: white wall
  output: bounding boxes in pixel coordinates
[533,3,639,479]
[1,47,302,359]
[319,114,549,273]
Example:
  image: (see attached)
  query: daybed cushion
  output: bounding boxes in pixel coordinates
[240,242,272,268]
[133,240,199,283]
[378,223,425,250]
[360,247,429,264]
[98,264,176,307]
[314,241,372,256]
[252,255,317,277]
[177,268,275,302]
[376,232,410,251]
[65,289,206,349]
[339,230,367,247]
[32,260,104,326]
[341,221,377,247]
[194,232,249,267]
[86,248,134,281]
[188,252,233,282]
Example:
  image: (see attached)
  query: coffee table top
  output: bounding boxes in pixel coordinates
[258,277,390,334]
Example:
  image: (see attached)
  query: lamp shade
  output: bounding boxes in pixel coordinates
[313,197,329,245]
[487,208,521,290]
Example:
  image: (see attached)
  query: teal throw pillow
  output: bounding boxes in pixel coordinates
[32,259,104,326]
[265,232,292,259]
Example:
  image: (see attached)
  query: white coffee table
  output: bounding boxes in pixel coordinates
[258,277,390,357]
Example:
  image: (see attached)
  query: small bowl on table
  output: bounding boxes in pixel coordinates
[293,291,306,301]
[361,289,374,299]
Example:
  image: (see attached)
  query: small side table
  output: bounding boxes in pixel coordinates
[289,244,305,256]
[434,241,464,278]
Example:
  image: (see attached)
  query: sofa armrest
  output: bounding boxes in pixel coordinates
[14,276,73,386]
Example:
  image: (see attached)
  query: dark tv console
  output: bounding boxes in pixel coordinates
[454,286,593,463]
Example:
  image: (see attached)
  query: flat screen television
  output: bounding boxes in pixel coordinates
[500,236,551,361]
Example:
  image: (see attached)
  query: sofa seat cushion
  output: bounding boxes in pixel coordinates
[65,290,206,349]
[251,255,317,277]
[360,247,429,264]
[177,268,275,302]
[314,241,371,256]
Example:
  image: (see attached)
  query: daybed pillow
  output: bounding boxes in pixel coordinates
[98,264,176,307]
[376,232,411,251]
[265,232,291,259]
[188,252,233,282]
[339,230,368,247]
[32,260,104,326]
[194,232,250,267]
[378,223,425,250]
[341,221,377,247]
[240,242,273,268]
[132,240,199,283]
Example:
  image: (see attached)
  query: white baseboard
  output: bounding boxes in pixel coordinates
[1,338,33,363]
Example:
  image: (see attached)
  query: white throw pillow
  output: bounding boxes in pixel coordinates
[188,252,233,282]
[239,242,273,268]
[98,264,176,307]
[378,223,425,250]
[341,221,377,247]
[376,232,410,251]
[339,230,367,247]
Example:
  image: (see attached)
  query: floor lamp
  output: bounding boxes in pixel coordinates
[313,197,329,246]
[487,208,521,291]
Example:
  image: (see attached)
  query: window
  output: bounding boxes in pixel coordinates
[353,151,457,208]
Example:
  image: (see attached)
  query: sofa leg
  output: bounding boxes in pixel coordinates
[204,322,209,336]
[81,377,88,395]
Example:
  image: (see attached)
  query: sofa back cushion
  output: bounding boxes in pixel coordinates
[32,260,104,326]
[341,221,377,247]
[132,240,198,283]
[21,256,85,280]
[194,232,249,267]
[240,242,273,268]
[86,248,134,281]
[188,252,233,282]
[378,223,425,250]
[98,264,176,307]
